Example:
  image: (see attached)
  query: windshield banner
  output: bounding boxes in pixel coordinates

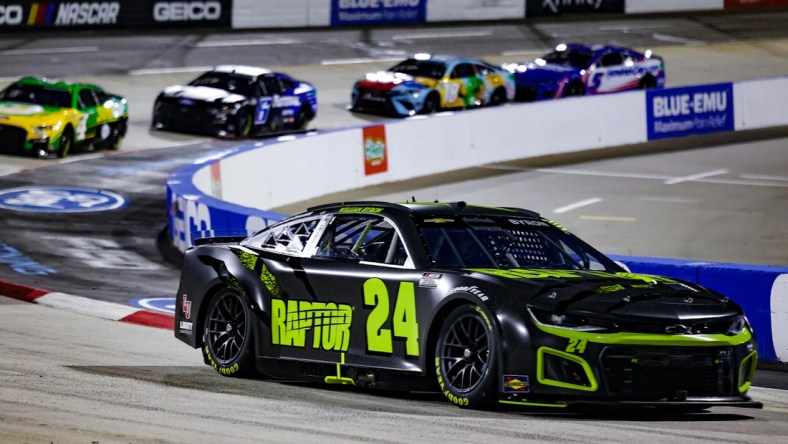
[331,0,426,26]
[646,82,735,141]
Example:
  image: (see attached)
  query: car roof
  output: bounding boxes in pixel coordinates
[11,76,95,93]
[212,65,272,77]
[406,54,488,66]
[307,201,540,219]
[563,43,635,54]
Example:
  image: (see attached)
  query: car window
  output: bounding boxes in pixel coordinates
[262,76,283,95]
[450,63,475,79]
[243,216,322,255]
[599,52,624,67]
[279,77,295,91]
[78,89,99,109]
[314,215,409,266]
[474,63,493,76]
[389,59,447,79]
[0,84,72,108]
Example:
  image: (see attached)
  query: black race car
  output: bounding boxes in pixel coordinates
[152,65,317,137]
[174,201,760,410]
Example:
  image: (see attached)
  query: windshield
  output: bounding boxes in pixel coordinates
[389,59,447,79]
[0,84,72,108]
[189,72,257,96]
[417,216,621,271]
[542,49,594,69]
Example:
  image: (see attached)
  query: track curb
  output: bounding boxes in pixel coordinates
[0,278,174,330]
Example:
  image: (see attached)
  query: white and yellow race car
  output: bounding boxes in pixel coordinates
[350,54,515,117]
[0,77,128,158]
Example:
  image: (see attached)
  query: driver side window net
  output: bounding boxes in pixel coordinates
[315,215,408,265]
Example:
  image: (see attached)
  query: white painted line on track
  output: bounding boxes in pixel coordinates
[741,174,788,182]
[652,33,705,46]
[482,166,788,188]
[553,197,602,214]
[0,168,22,177]
[321,57,402,66]
[195,38,301,48]
[129,66,213,76]
[391,30,493,40]
[664,169,729,185]
[598,24,673,32]
[638,196,697,204]
[56,153,105,164]
[0,46,99,56]
[580,215,637,222]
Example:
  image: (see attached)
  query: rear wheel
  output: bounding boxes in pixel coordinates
[489,88,507,106]
[56,127,73,158]
[564,80,585,97]
[639,75,657,89]
[202,288,256,377]
[435,304,498,409]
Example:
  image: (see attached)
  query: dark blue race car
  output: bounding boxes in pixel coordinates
[503,44,665,101]
[152,65,317,137]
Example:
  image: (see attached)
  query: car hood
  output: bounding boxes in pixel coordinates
[0,101,71,126]
[465,268,741,322]
[356,71,436,92]
[159,85,246,104]
[514,63,579,82]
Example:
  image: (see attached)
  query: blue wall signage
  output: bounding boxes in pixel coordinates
[646,82,734,140]
[0,186,127,213]
[331,0,426,26]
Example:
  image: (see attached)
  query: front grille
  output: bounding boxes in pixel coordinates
[615,318,734,335]
[601,346,734,399]
[154,99,222,134]
[0,124,28,155]
[355,88,396,114]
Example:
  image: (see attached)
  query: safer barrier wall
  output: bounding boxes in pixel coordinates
[167,76,788,362]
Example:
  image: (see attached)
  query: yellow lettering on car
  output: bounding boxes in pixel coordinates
[270,298,352,352]
[363,278,420,357]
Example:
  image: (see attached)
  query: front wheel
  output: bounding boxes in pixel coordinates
[488,88,507,106]
[420,93,440,115]
[235,108,253,137]
[202,288,256,377]
[639,75,657,89]
[56,127,73,158]
[435,304,498,409]
[564,80,585,97]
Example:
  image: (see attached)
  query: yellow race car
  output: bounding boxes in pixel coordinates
[0,77,128,158]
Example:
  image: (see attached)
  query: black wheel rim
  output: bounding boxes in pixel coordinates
[206,292,248,365]
[438,313,490,393]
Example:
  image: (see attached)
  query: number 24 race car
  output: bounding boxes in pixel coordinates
[174,201,760,410]
[503,43,665,101]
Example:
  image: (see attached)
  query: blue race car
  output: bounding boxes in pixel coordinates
[153,65,317,137]
[503,44,665,101]
[350,54,515,117]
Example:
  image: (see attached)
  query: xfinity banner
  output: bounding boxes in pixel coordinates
[331,0,426,26]
[0,0,231,29]
[646,83,734,141]
[526,0,624,17]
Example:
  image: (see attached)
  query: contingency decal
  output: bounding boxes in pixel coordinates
[362,124,388,176]
[270,298,353,352]
[0,186,126,213]
[503,375,530,393]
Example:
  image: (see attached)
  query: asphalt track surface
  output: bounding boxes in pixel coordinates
[0,11,787,443]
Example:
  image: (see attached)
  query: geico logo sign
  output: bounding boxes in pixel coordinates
[0,5,23,25]
[55,3,120,25]
[154,2,221,22]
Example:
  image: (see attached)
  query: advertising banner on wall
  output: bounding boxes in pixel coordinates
[0,0,231,30]
[526,0,624,17]
[331,0,426,26]
[363,124,389,176]
[646,83,734,141]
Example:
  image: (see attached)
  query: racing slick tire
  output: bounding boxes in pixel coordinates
[564,80,585,97]
[489,87,507,106]
[435,304,498,409]
[56,127,73,158]
[295,104,311,130]
[202,288,256,377]
[97,119,126,150]
[235,108,254,137]
[639,75,657,89]
[420,92,440,115]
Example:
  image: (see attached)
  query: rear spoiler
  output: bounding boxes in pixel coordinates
[194,236,247,246]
